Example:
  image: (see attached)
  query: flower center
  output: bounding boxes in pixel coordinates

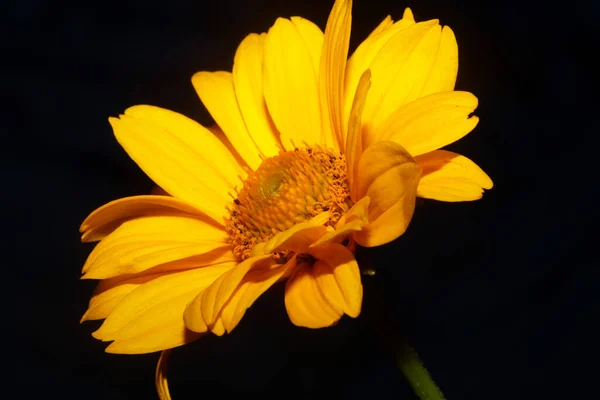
[226,146,353,260]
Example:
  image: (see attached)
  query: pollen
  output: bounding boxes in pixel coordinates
[226,146,353,260]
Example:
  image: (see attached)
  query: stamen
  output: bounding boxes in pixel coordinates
[226,146,353,260]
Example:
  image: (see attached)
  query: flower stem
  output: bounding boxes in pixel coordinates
[393,337,446,400]
[358,259,446,400]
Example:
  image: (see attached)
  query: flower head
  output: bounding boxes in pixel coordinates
[81,0,491,356]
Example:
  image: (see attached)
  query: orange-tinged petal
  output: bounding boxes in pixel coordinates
[354,141,421,247]
[233,33,281,158]
[82,215,230,279]
[220,256,297,333]
[192,71,263,170]
[361,20,446,146]
[156,350,172,400]
[80,195,212,242]
[376,91,479,157]
[93,265,233,354]
[110,110,234,223]
[184,255,271,332]
[310,243,362,317]
[416,150,493,201]
[253,212,331,256]
[209,317,226,336]
[319,0,352,151]
[343,12,416,129]
[311,197,370,247]
[346,69,371,200]
[285,262,341,328]
[263,17,321,150]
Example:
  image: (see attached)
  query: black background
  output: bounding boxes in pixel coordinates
[6,0,597,399]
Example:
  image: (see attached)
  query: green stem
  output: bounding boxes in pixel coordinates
[358,257,446,400]
[394,338,446,400]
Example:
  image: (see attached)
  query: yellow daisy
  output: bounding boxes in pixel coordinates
[81,0,492,356]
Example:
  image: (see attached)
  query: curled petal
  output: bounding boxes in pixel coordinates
[354,141,421,246]
[184,255,271,332]
[310,243,362,318]
[285,262,342,328]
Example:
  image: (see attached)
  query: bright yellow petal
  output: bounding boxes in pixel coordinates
[156,350,172,400]
[93,265,234,354]
[367,15,394,38]
[82,215,231,279]
[81,273,157,322]
[354,141,421,247]
[376,91,479,156]
[80,195,211,242]
[284,262,342,328]
[421,26,458,96]
[184,255,272,332]
[290,17,324,79]
[220,256,297,333]
[252,212,331,256]
[263,17,322,150]
[110,107,239,223]
[310,243,362,317]
[346,69,371,200]
[319,0,352,151]
[416,150,493,201]
[343,13,415,130]
[233,33,282,158]
[362,20,451,147]
[192,71,263,170]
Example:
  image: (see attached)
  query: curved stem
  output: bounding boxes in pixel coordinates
[394,338,446,400]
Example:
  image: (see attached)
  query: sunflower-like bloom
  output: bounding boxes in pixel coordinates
[81,0,492,355]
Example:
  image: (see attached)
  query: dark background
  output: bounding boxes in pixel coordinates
[6,0,597,399]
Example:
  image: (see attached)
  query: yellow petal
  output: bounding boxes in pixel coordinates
[263,17,322,150]
[416,150,493,201]
[310,243,362,317]
[156,350,172,400]
[367,15,394,38]
[254,212,331,256]
[343,13,415,130]
[82,215,231,279]
[233,33,281,158]
[192,71,263,170]
[80,195,211,242]
[284,262,341,328]
[81,273,157,322]
[290,16,324,79]
[362,20,451,146]
[376,91,479,157]
[311,197,370,247]
[354,141,421,247]
[319,0,352,151]
[220,256,297,333]
[93,265,233,354]
[110,108,238,223]
[206,124,250,170]
[421,26,459,96]
[184,255,271,332]
[346,69,371,200]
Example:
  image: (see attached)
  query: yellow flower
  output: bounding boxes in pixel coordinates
[81,0,492,356]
